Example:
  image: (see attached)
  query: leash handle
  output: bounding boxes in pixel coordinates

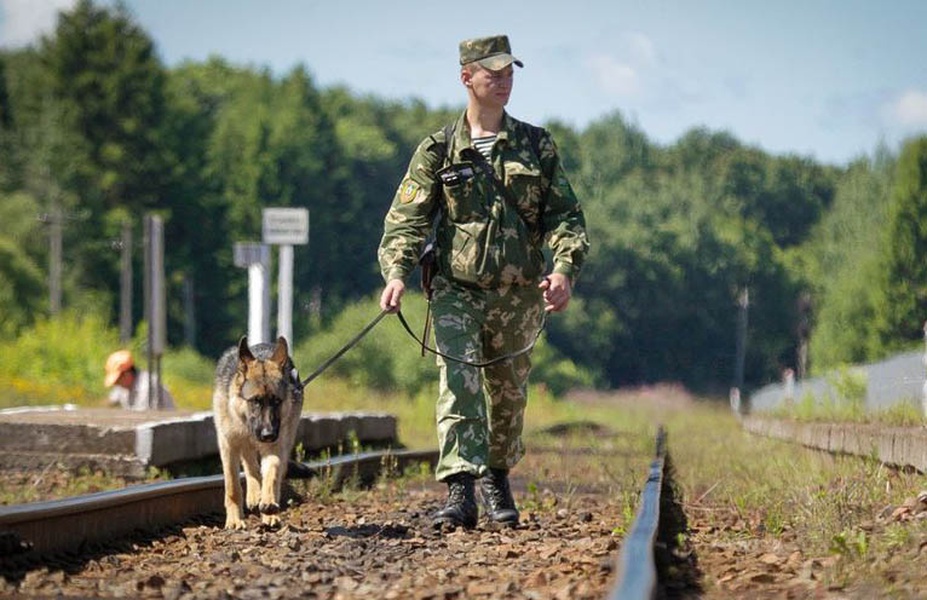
[395,309,545,368]
[421,303,432,357]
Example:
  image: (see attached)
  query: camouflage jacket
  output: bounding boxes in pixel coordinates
[378,111,588,288]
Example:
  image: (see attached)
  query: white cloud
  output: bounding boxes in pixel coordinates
[624,31,657,67]
[585,32,660,99]
[0,0,76,48]
[586,53,641,97]
[888,90,927,127]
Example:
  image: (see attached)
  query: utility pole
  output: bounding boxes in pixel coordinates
[144,215,167,409]
[119,220,133,343]
[39,203,83,316]
[922,320,927,418]
[182,274,196,347]
[796,292,812,380]
[48,206,62,315]
[37,95,65,316]
[734,286,749,391]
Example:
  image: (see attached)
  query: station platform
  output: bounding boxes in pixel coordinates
[0,405,397,478]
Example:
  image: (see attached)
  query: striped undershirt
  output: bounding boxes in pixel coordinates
[471,135,496,161]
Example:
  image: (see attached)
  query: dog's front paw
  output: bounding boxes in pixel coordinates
[224,514,247,530]
[259,501,281,515]
[261,513,281,528]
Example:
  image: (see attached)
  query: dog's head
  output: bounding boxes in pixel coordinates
[235,336,296,443]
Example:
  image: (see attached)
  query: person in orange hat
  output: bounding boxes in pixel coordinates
[104,350,175,410]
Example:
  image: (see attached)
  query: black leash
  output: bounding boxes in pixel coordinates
[300,309,391,387]
[395,309,546,368]
[299,305,547,388]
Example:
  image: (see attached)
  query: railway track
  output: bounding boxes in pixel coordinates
[0,449,439,559]
[610,426,668,600]
[0,429,676,599]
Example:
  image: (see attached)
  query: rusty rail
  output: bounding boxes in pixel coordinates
[0,448,438,559]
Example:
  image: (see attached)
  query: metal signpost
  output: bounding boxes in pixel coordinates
[233,242,271,345]
[262,208,309,347]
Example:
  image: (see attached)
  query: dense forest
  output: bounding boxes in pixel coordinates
[2,0,926,394]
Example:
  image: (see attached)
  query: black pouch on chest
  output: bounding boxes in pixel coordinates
[436,163,476,187]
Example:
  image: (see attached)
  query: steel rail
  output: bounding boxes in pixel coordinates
[609,425,668,600]
[0,448,438,560]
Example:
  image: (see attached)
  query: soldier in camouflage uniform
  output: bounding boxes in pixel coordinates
[378,34,589,530]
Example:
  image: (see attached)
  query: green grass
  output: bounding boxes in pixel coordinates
[0,310,215,411]
[0,465,169,505]
[656,397,927,591]
[759,364,925,426]
[762,390,924,426]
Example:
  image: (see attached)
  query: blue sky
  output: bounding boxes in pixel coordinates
[2,0,926,166]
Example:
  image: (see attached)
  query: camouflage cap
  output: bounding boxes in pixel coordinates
[459,35,524,70]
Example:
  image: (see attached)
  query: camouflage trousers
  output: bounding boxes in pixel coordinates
[429,275,545,482]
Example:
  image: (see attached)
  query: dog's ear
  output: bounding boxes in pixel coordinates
[270,336,289,367]
[237,336,256,367]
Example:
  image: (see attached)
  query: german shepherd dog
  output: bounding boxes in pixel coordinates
[213,336,303,529]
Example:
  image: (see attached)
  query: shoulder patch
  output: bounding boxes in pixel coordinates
[399,178,421,204]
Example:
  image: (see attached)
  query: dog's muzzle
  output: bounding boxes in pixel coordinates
[257,427,279,443]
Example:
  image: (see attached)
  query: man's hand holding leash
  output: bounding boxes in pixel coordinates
[540,273,572,313]
[380,279,406,313]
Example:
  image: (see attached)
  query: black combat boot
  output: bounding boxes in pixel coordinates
[481,468,519,526]
[432,473,478,529]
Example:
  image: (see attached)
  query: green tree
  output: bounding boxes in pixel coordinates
[0,191,46,335]
[0,54,14,191]
[758,156,834,247]
[37,0,171,322]
[159,59,238,354]
[875,136,927,350]
[315,90,458,319]
[43,0,168,210]
[802,152,893,370]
